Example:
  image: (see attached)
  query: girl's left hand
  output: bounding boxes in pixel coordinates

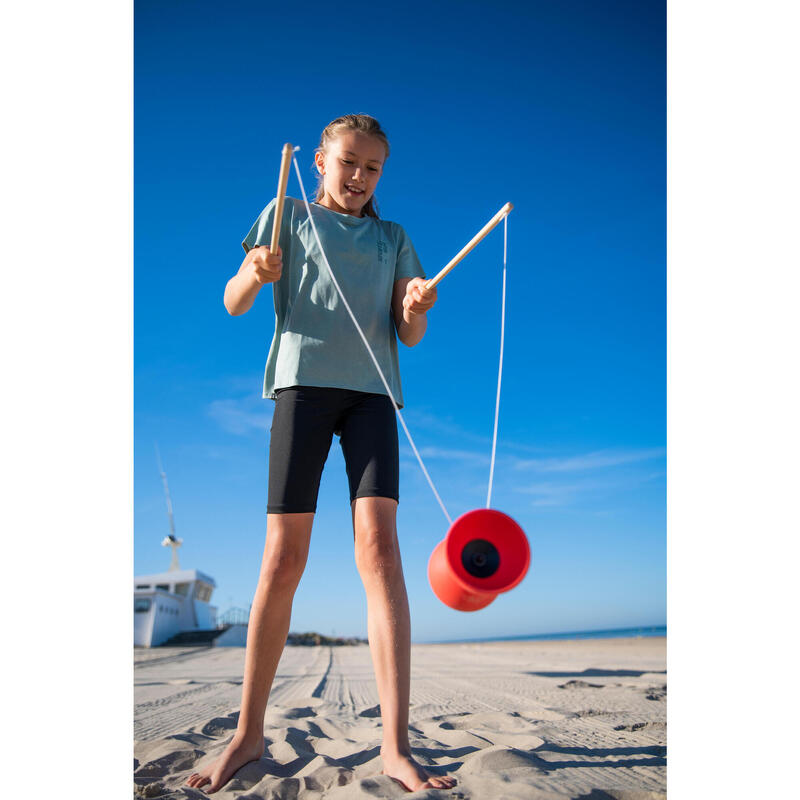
[403,278,437,315]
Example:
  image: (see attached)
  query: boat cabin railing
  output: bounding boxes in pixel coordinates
[217,606,250,628]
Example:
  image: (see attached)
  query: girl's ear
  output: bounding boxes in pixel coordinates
[314,151,325,175]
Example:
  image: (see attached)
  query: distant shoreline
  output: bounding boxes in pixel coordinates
[276,625,667,647]
[286,631,368,647]
[418,624,667,645]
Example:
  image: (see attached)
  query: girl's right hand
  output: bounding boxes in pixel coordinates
[247,245,283,284]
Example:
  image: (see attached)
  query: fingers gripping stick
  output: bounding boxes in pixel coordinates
[270,143,294,253]
[425,202,513,290]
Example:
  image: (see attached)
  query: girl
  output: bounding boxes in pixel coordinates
[186,114,456,794]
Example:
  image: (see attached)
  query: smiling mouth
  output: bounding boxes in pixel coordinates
[345,185,365,195]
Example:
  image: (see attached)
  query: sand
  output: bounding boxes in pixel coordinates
[134,637,666,799]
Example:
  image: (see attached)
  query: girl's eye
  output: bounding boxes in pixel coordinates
[368,167,378,172]
[341,159,353,165]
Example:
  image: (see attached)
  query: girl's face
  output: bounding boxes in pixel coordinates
[315,131,385,216]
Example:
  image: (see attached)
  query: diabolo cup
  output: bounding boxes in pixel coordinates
[427,508,530,612]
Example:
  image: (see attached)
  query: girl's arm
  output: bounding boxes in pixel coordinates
[224,246,282,316]
[392,277,437,346]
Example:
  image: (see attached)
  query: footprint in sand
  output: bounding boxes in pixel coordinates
[279,705,318,719]
[134,746,206,780]
[199,714,239,736]
[558,679,604,689]
[614,721,667,732]
[418,711,547,753]
[573,709,614,719]
[460,744,548,773]
[134,781,166,798]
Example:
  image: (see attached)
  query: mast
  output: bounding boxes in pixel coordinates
[155,442,182,571]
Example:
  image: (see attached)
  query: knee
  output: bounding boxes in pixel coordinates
[259,545,307,589]
[354,528,402,578]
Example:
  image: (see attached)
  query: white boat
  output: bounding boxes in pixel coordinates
[134,559,218,647]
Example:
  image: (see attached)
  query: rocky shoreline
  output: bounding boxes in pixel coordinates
[285,631,367,646]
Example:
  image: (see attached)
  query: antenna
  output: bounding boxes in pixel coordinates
[155,442,182,571]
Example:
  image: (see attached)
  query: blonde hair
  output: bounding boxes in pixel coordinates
[314,114,390,219]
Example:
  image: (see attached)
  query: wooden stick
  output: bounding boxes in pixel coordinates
[425,202,513,290]
[270,143,294,253]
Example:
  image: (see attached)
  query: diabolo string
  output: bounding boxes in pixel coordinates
[486,214,507,509]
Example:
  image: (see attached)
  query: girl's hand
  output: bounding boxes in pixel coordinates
[247,245,283,284]
[402,277,437,316]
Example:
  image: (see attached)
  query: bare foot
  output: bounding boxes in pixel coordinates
[380,748,457,792]
[185,732,264,794]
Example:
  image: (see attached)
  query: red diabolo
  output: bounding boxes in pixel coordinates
[427,509,531,612]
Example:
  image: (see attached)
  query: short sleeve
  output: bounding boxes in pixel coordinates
[392,223,425,281]
[241,197,294,258]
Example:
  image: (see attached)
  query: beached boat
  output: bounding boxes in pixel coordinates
[134,529,220,647]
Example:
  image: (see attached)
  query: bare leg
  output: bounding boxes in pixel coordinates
[352,497,456,793]
[186,512,314,793]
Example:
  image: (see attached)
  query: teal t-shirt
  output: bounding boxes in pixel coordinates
[242,197,425,408]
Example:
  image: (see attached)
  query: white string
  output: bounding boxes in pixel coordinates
[486,215,507,508]
[290,154,453,526]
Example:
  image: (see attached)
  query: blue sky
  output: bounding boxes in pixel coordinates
[134,0,665,642]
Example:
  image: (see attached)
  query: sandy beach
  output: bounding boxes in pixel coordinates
[134,637,666,799]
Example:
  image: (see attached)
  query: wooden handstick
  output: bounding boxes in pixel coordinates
[270,142,294,253]
[425,202,513,290]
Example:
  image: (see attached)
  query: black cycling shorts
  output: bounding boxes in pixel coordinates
[267,385,399,514]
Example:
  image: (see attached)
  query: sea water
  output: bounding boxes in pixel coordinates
[425,625,666,645]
